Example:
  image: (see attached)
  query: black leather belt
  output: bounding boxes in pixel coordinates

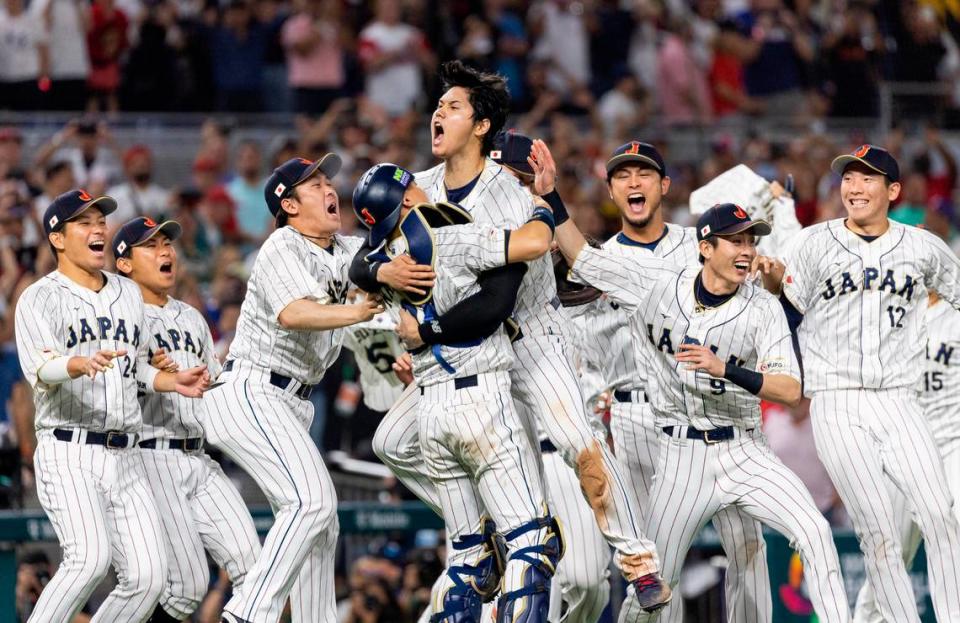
[614,390,648,403]
[53,428,136,449]
[661,425,752,444]
[222,360,315,400]
[540,439,558,454]
[419,374,478,395]
[139,437,204,452]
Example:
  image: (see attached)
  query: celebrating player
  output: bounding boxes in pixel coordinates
[203,155,382,623]
[111,216,261,623]
[762,145,960,622]
[550,190,851,622]
[351,59,672,614]
[14,190,210,622]
[353,162,561,623]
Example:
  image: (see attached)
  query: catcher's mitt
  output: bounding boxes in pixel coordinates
[552,247,603,307]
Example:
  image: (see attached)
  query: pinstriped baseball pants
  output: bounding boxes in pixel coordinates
[610,401,772,623]
[811,389,960,623]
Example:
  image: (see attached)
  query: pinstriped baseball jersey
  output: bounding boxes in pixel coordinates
[782,219,960,392]
[140,298,221,440]
[922,299,960,447]
[384,222,514,386]
[416,160,565,336]
[228,226,364,384]
[344,319,406,412]
[15,272,153,432]
[589,224,700,394]
[572,247,801,429]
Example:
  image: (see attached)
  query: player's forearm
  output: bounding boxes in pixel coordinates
[757,373,802,407]
[278,298,366,331]
[507,220,553,263]
[349,245,383,292]
[554,220,587,265]
[36,356,82,384]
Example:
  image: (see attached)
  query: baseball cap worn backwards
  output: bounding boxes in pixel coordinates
[830,144,900,183]
[112,216,182,258]
[696,203,771,242]
[43,189,118,237]
[606,141,666,177]
[264,154,342,218]
[491,132,534,176]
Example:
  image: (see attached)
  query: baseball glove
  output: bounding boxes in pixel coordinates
[552,247,603,307]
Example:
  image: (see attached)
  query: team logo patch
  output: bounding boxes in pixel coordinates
[490,150,502,160]
[733,206,748,219]
[274,183,286,198]
[117,241,127,254]
[298,158,312,165]
[853,145,870,158]
[759,358,786,373]
[48,215,59,228]
[143,217,156,227]
[625,141,641,155]
[700,225,711,237]
[360,208,376,226]
[78,189,92,201]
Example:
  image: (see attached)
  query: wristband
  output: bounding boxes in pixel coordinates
[723,362,763,395]
[418,319,442,346]
[527,206,555,233]
[542,190,569,225]
[37,355,71,384]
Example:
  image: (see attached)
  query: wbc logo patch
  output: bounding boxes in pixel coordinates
[274,183,286,198]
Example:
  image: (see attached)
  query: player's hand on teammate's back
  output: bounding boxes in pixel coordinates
[528,138,557,197]
[396,309,424,350]
[751,255,785,294]
[150,348,179,373]
[75,349,126,379]
[173,365,210,398]
[392,352,414,386]
[676,343,725,377]
[378,254,435,295]
[354,292,385,323]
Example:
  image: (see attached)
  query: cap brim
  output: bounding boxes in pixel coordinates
[501,161,535,177]
[713,219,772,238]
[136,220,183,247]
[369,210,402,247]
[71,196,118,220]
[606,153,662,175]
[295,153,342,187]
[830,155,887,177]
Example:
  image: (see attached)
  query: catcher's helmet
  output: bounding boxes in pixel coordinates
[352,163,414,247]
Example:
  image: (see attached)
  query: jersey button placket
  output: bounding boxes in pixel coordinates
[861,244,883,388]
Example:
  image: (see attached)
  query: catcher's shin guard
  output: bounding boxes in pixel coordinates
[431,517,507,623]
[496,515,565,623]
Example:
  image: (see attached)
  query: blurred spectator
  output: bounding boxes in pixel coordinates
[192,156,222,193]
[120,0,181,111]
[358,0,434,119]
[86,0,129,113]
[456,15,495,72]
[29,0,90,110]
[17,550,93,621]
[657,20,712,126]
[33,160,76,223]
[107,144,172,224]
[483,0,529,104]
[764,399,845,524]
[0,128,28,184]
[735,0,815,117]
[821,3,881,118]
[282,0,345,117]
[0,0,50,112]
[587,0,634,95]
[889,170,928,228]
[709,21,765,118]
[257,0,291,113]
[226,140,271,240]
[343,555,405,623]
[33,120,120,192]
[596,70,648,139]
[200,185,245,247]
[529,0,591,101]
[209,0,266,112]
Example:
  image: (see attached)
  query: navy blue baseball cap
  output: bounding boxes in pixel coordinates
[352,163,414,247]
[696,203,771,242]
[491,131,534,176]
[830,144,900,183]
[606,141,666,178]
[264,153,341,218]
[43,189,118,236]
[112,216,182,258]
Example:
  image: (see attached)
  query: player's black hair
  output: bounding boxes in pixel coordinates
[698,238,718,264]
[439,60,511,156]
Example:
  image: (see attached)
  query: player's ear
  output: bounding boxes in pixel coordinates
[48,231,66,253]
[473,118,491,141]
[698,239,713,262]
[661,175,671,196]
[115,256,133,275]
[887,181,901,203]
[280,196,299,218]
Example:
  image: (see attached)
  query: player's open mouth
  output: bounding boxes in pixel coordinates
[89,241,105,254]
[159,262,173,273]
[432,122,444,147]
[326,201,338,215]
[733,260,750,274]
[627,193,646,212]
[848,198,870,209]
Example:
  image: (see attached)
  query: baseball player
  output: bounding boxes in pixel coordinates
[14,190,209,622]
[202,155,383,623]
[353,162,564,623]
[852,289,960,622]
[111,216,261,623]
[552,199,851,623]
[761,145,960,623]
[519,135,773,623]
[343,308,406,412]
[351,59,672,614]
